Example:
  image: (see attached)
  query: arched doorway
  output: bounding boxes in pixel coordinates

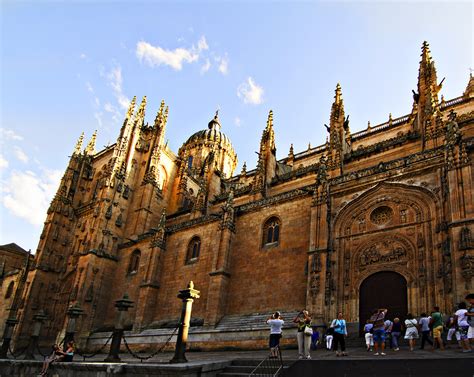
[359,271,407,333]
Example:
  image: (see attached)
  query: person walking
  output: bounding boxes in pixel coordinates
[384,318,393,349]
[446,314,461,349]
[369,308,388,356]
[293,310,312,359]
[419,312,433,350]
[330,312,348,356]
[325,326,334,351]
[404,313,419,351]
[454,302,472,352]
[465,294,474,346]
[266,311,284,358]
[391,318,402,351]
[363,319,374,352]
[430,306,444,351]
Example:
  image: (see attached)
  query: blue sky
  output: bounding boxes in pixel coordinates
[0,1,472,252]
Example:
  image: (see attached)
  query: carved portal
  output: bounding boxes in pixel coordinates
[358,239,407,270]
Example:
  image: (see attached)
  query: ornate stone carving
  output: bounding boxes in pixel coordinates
[460,253,474,286]
[459,226,473,250]
[370,206,393,225]
[359,240,407,269]
[310,274,320,296]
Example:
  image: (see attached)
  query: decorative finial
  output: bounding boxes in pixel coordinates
[126,96,137,119]
[367,121,371,129]
[308,142,311,150]
[289,143,294,156]
[241,162,247,176]
[73,132,84,155]
[335,83,342,103]
[84,130,97,155]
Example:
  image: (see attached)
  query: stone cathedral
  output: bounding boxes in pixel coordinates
[2,42,474,350]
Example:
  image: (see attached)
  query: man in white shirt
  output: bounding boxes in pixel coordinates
[267,311,284,357]
[455,302,472,352]
[419,313,433,350]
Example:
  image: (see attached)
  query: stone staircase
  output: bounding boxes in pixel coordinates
[215,311,300,332]
[217,358,294,377]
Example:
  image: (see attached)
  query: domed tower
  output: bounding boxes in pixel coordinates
[173,111,237,214]
[178,111,238,179]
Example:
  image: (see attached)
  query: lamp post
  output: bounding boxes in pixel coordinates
[104,294,134,362]
[170,281,200,364]
[24,310,47,359]
[0,316,19,358]
[63,304,84,350]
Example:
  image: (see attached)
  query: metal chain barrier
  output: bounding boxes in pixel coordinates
[75,333,114,361]
[36,343,50,360]
[7,343,29,359]
[122,325,179,362]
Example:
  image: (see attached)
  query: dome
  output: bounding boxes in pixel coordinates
[179,111,238,178]
[183,111,234,153]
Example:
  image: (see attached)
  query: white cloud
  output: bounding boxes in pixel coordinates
[86,82,94,93]
[136,35,208,71]
[13,146,29,163]
[234,117,241,127]
[1,168,62,226]
[80,53,87,59]
[197,36,209,51]
[201,58,211,74]
[105,66,130,110]
[237,77,264,105]
[0,154,8,169]
[216,55,229,75]
[94,112,103,128]
[0,128,24,141]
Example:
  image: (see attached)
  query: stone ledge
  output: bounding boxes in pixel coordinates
[0,359,231,377]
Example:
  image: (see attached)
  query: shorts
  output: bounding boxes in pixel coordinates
[468,326,474,339]
[458,326,469,340]
[365,332,374,346]
[432,325,443,338]
[373,329,386,343]
[269,333,282,348]
[447,328,460,341]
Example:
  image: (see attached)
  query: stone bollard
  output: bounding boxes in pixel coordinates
[24,310,48,359]
[0,316,19,358]
[104,294,134,362]
[170,281,200,364]
[63,304,84,351]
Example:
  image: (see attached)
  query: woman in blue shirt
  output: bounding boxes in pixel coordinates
[330,312,348,356]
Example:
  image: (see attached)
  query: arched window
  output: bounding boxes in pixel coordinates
[187,156,193,169]
[128,250,141,274]
[5,281,14,299]
[263,217,280,247]
[186,237,201,264]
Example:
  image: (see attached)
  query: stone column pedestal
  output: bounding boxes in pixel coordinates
[104,294,134,362]
[170,281,200,364]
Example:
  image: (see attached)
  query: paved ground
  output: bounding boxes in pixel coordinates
[47,345,473,364]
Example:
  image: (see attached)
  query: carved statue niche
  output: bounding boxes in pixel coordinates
[311,253,322,273]
[310,274,320,296]
[460,226,473,250]
[445,110,461,147]
[460,253,474,288]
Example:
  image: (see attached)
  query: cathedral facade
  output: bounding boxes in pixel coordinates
[4,42,474,350]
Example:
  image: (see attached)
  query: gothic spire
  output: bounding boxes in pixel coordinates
[464,72,474,98]
[135,96,147,121]
[126,96,137,120]
[84,130,97,155]
[73,132,84,155]
[416,41,443,109]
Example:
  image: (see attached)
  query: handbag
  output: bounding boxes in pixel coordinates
[304,326,313,336]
